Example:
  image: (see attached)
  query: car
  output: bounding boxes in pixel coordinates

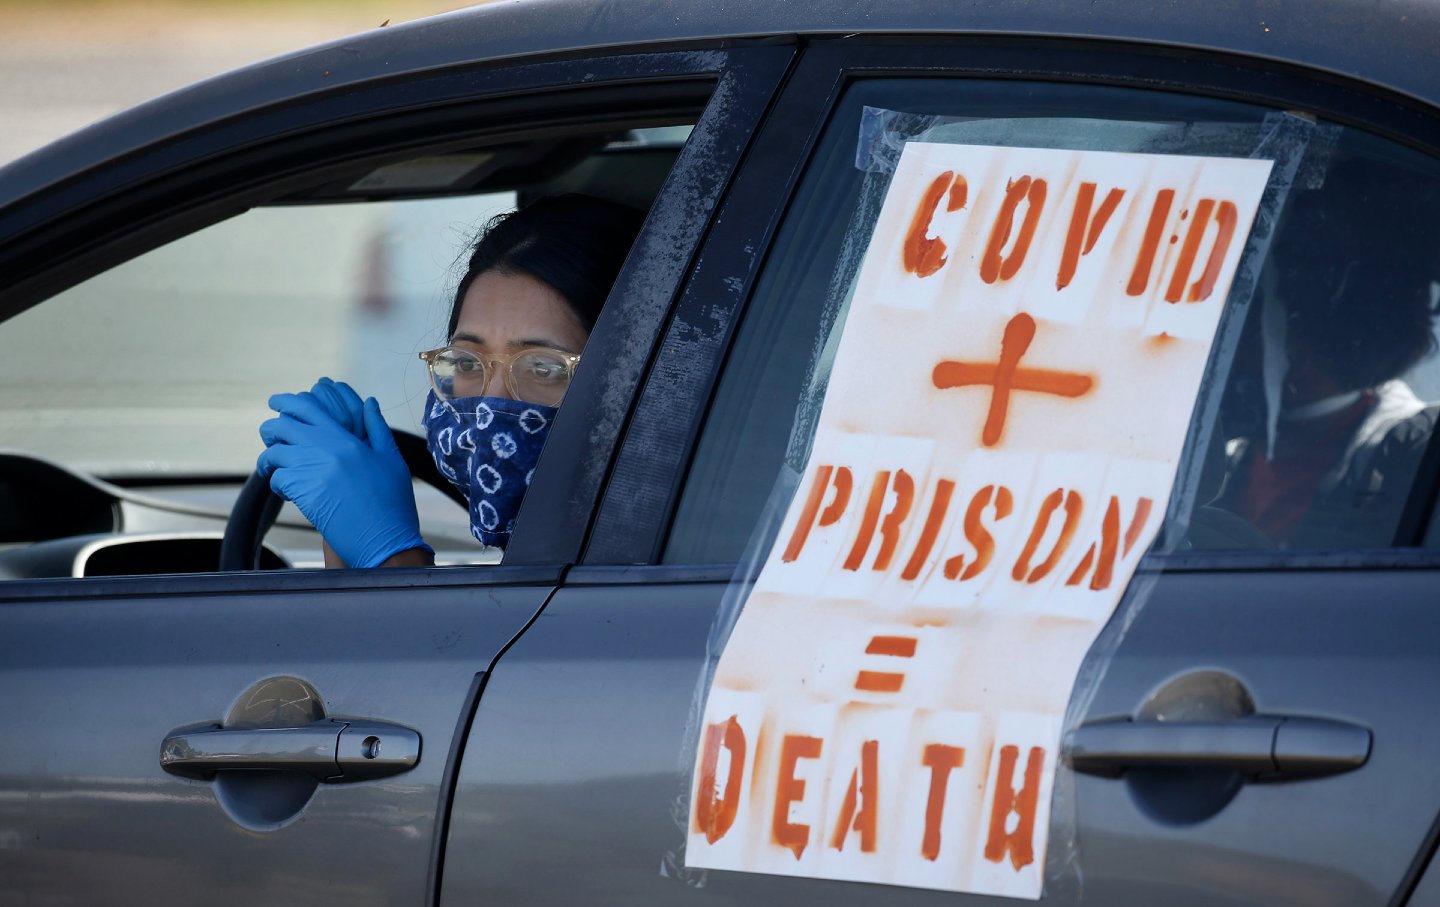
[3,1,1440,904]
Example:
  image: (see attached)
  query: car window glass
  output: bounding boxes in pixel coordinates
[0,124,694,575]
[665,79,1440,563]
[0,194,510,474]
[0,193,512,565]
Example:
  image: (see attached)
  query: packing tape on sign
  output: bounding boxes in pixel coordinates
[663,103,1330,899]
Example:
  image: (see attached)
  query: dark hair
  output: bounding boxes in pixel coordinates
[448,194,644,338]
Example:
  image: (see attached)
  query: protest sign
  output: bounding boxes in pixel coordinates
[686,140,1273,897]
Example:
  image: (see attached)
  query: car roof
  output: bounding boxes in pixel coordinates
[3,0,1439,211]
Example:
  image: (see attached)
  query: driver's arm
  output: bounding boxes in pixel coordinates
[323,538,434,569]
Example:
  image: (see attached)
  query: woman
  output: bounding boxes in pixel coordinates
[257,194,644,567]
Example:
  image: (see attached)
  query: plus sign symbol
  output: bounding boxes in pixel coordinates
[933,313,1094,447]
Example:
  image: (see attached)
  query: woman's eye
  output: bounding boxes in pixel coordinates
[525,360,567,382]
[454,359,483,374]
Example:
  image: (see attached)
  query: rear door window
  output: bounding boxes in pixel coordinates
[667,79,1440,563]
[655,68,1440,906]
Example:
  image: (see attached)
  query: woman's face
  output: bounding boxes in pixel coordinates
[449,268,589,404]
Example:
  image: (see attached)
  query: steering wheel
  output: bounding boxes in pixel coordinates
[218,429,465,571]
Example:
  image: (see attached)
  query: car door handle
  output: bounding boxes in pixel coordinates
[1063,715,1370,780]
[160,718,420,782]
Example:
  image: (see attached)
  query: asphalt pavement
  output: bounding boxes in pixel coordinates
[0,3,460,168]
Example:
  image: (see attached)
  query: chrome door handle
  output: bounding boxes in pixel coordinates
[1063,715,1370,780]
[160,718,420,782]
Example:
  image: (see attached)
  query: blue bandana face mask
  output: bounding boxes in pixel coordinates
[422,390,557,549]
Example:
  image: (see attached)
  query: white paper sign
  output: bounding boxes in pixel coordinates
[686,141,1273,898]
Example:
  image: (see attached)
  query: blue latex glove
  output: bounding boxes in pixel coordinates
[307,376,367,439]
[257,390,431,568]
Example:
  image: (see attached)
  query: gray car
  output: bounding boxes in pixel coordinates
[3,1,1440,905]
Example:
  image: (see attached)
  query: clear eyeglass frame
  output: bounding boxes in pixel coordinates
[418,345,582,408]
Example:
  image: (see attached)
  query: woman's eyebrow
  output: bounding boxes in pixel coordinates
[452,332,579,354]
[510,337,580,354]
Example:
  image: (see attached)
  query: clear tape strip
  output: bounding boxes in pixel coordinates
[1049,110,1321,899]
[665,103,1333,898]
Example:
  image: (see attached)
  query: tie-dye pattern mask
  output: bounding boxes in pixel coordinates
[422,390,556,549]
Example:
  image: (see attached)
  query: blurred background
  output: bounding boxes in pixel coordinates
[0,0,508,484]
[0,0,472,167]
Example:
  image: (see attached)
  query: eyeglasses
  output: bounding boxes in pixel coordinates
[418,345,581,408]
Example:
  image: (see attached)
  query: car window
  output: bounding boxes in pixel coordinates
[0,194,509,473]
[665,78,1440,563]
[0,192,514,563]
[0,124,693,573]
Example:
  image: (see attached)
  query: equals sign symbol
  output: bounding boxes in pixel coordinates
[854,635,918,693]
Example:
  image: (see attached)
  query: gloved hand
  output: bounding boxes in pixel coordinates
[257,389,431,568]
[306,376,367,439]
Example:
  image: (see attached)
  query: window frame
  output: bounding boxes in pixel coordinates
[0,42,796,599]
[593,36,1440,568]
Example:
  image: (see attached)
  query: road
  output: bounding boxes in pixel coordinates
[0,3,461,167]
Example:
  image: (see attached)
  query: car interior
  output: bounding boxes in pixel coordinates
[0,121,693,580]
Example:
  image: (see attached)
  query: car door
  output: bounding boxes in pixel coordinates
[0,42,793,906]
[439,39,1440,907]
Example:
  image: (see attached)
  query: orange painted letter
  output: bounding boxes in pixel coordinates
[980,176,1048,284]
[1165,199,1239,303]
[921,743,966,861]
[873,469,915,571]
[903,171,958,278]
[830,739,879,853]
[773,734,823,860]
[1065,496,1155,591]
[782,465,852,562]
[984,745,1045,870]
[843,471,888,571]
[1057,182,1125,290]
[945,484,1014,581]
[1011,489,1082,583]
[694,716,747,844]
[845,470,914,572]
[1126,188,1175,296]
[901,479,956,581]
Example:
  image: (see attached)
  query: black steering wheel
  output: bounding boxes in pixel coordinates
[218,429,465,571]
